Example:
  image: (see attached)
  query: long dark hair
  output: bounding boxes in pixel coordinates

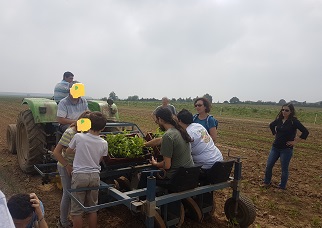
[156,108,192,143]
[276,102,297,120]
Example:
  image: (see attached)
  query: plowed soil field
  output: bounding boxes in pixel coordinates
[0,97,321,228]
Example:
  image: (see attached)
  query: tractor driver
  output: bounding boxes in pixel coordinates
[57,81,88,133]
[54,71,74,103]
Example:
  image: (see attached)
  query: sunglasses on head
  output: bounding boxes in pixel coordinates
[281,109,290,112]
[194,104,203,107]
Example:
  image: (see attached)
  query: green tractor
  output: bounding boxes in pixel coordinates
[6,98,109,174]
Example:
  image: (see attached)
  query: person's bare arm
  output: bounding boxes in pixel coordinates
[66,147,75,154]
[144,137,162,147]
[150,156,171,169]
[53,144,68,166]
[209,127,217,143]
[30,193,48,228]
[57,117,75,125]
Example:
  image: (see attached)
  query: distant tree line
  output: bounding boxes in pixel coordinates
[225,97,322,107]
[102,92,322,107]
[102,92,213,103]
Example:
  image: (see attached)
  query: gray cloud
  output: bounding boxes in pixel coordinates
[0,0,321,102]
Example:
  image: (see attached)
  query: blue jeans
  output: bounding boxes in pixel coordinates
[57,164,72,226]
[264,146,293,189]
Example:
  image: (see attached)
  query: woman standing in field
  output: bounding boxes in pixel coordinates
[53,111,91,228]
[262,103,309,190]
[193,97,218,143]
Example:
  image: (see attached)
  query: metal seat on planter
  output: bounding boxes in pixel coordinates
[203,160,235,185]
[157,166,201,193]
[185,160,235,222]
[154,166,200,227]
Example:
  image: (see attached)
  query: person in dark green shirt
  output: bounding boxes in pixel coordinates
[149,107,194,179]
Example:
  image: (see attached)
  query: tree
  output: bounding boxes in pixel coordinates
[278,99,286,105]
[109,91,118,101]
[185,97,192,102]
[127,95,139,101]
[203,93,213,103]
[230,97,240,104]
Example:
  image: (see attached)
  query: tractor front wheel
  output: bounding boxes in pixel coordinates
[16,110,46,174]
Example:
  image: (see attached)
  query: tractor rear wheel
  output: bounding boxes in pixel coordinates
[16,110,46,174]
[224,195,256,228]
[6,124,17,154]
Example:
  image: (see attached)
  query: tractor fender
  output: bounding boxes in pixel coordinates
[22,98,58,124]
[88,100,109,115]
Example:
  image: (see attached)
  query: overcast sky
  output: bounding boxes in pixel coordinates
[1,0,321,103]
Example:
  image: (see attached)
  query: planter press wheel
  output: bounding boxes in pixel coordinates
[154,211,166,228]
[168,202,185,228]
[224,195,256,228]
[156,202,185,228]
[6,124,17,154]
[182,197,203,222]
[177,203,185,227]
[16,110,46,174]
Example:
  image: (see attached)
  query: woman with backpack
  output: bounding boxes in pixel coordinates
[262,103,309,190]
[193,97,218,143]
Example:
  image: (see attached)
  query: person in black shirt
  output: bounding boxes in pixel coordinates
[262,103,309,189]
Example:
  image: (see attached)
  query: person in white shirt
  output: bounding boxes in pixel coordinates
[177,109,223,170]
[66,111,108,228]
[0,191,15,228]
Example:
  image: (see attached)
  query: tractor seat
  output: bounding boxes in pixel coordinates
[200,160,234,185]
[157,166,201,193]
